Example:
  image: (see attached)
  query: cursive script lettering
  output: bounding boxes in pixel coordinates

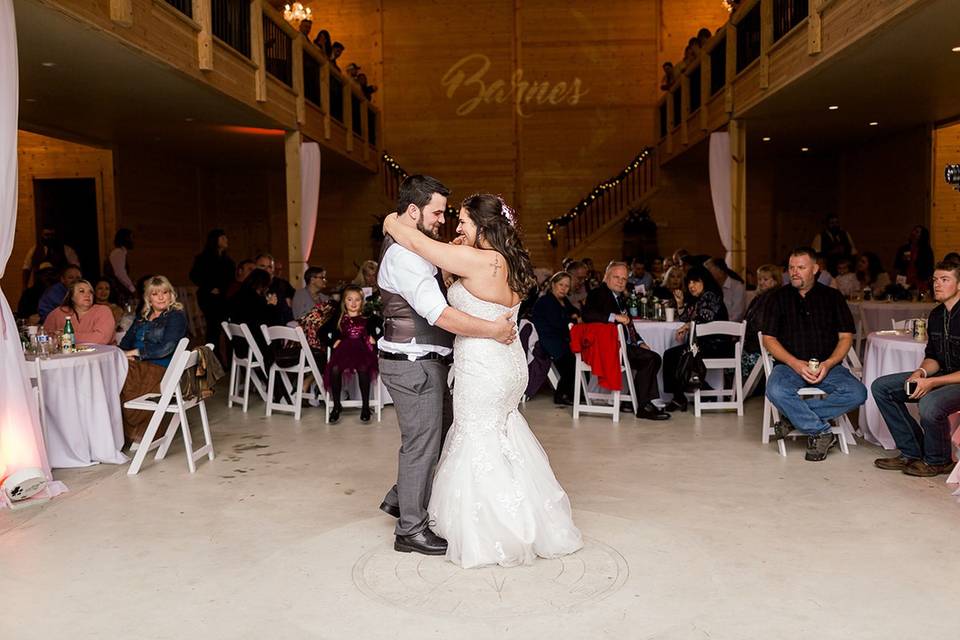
[441,53,588,118]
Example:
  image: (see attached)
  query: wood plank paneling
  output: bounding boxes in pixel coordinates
[932,122,960,260]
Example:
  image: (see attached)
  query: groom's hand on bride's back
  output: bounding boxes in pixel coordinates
[492,312,517,344]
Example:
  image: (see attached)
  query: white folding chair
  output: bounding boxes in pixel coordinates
[573,324,638,423]
[843,345,863,381]
[221,321,268,412]
[758,333,854,456]
[891,318,911,331]
[261,325,323,420]
[322,339,384,423]
[742,356,765,398]
[691,321,746,417]
[125,339,216,475]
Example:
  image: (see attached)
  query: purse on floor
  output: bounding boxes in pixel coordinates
[676,343,706,391]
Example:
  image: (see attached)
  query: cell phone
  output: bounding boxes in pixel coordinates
[904,379,919,399]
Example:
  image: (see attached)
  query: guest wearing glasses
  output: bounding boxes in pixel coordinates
[293,265,331,319]
[118,275,188,447]
[43,279,116,345]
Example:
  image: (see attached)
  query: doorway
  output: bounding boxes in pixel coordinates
[33,178,100,279]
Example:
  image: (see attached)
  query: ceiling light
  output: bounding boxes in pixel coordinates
[801,147,810,152]
[40,62,56,67]
[184,117,194,122]
[23,98,36,103]
[952,46,960,52]
[828,105,839,110]
[762,136,771,142]
[869,121,879,126]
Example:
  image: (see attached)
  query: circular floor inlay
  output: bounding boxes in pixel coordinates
[352,536,628,618]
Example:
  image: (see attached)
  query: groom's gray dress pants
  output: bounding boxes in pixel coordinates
[379,357,454,536]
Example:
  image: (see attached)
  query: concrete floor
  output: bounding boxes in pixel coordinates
[2,393,959,640]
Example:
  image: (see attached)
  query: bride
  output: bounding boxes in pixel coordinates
[383,193,583,569]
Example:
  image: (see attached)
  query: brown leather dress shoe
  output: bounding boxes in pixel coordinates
[874,455,912,471]
[902,460,957,477]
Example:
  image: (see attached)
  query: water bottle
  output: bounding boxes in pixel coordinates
[36,326,51,356]
[62,316,76,353]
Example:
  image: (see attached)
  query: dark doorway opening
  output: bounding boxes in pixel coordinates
[33,178,100,279]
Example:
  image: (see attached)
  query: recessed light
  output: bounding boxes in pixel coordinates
[869,121,879,126]
[40,62,56,67]
[23,98,36,103]
[828,105,839,110]
[184,117,194,122]
[801,147,810,152]
[762,136,771,142]
[952,46,960,52]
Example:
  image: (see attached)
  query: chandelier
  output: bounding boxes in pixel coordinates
[283,2,312,24]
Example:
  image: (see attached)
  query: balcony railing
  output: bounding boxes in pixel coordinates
[163,0,192,18]
[212,0,250,58]
[774,0,809,42]
[736,2,762,73]
[303,51,320,105]
[263,15,292,86]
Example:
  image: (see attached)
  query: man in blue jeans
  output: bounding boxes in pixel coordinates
[872,261,960,477]
[763,247,867,461]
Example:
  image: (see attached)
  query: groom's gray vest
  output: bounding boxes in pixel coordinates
[379,235,454,349]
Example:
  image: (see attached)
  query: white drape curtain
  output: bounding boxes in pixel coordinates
[0,0,66,505]
[300,142,320,263]
[709,131,733,265]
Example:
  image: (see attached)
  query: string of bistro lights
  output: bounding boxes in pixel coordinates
[382,152,459,218]
[545,147,654,246]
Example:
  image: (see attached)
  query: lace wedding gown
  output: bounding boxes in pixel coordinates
[427,282,583,568]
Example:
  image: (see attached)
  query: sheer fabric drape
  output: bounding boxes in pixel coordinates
[709,131,733,265]
[300,142,320,263]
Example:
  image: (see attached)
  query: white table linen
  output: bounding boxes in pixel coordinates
[29,344,129,468]
[858,332,926,449]
[849,301,935,336]
[634,320,685,402]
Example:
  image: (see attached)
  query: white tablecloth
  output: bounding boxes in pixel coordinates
[858,332,926,449]
[28,344,129,468]
[849,301,935,336]
[634,320,684,402]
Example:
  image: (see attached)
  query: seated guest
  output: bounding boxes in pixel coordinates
[652,265,684,302]
[855,251,890,298]
[815,253,835,288]
[324,285,379,424]
[293,265,331,319]
[582,262,669,420]
[662,266,729,412]
[566,260,589,309]
[741,264,782,385]
[17,261,58,322]
[532,271,580,406]
[893,224,934,292]
[226,268,284,367]
[44,279,117,345]
[118,276,188,447]
[225,259,256,300]
[254,253,294,323]
[94,278,125,324]
[832,257,860,298]
[38,264,82,322]
[705,257,746,322]
[352,259,379,290]
[763,247,866,462]
[650,257,665,285]
[872,261,960,477]
[627,258,653,293]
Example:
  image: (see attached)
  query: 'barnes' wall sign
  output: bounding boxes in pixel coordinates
[442,53,588,118]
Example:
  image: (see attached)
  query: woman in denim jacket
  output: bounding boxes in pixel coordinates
[118,275,188,446]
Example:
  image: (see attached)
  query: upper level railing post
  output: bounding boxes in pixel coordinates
[760,0,773,89]
[110,0,133,27]
[293,36,305,124]
[808,0,824,54]
[725,19,737,114]
[194,0,213,70]
[321,62,331,140]
[251,0,266,102]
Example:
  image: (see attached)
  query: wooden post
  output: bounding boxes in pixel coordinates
[251,0,267,102]
[284,131,305,286]
[665,91,674,155]
[760,0,773,89]
[293,37,305,124]
[725,22,737,114]
[194,0,213,71]
[680,74,689,146]
[361,100,370,162]
[321,62,331,140]
[345,84,354,153]
[110,0,133,27]
[729,119,748,275]
[809,0,824,55]
[700,57,710,132]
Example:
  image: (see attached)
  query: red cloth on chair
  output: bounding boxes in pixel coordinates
[570,323,622,391]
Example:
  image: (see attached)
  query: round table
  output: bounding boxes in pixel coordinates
[849,301,935,336]
[27,344,129,468]
[633,320,684,402]
[858,331,926,449]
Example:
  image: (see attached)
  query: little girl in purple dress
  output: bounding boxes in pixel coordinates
[324,285,379,423]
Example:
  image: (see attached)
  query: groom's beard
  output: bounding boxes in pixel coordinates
[417,218,441,240]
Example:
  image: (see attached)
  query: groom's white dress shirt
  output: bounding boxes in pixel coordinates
[377,242,453,359]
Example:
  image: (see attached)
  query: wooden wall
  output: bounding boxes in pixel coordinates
[932,121,960,259]
[657,0,731,71]
[4,131,115,307]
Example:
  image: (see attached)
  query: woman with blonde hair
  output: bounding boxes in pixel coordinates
[741,264,783,388]
[117,275,188,446]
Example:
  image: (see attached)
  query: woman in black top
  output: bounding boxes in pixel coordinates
[662,266,730,412]
[226,268,283,372]
[189,229,235,347]
[531,271,581,404]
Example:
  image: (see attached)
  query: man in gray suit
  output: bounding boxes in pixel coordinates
[377,175,516,555]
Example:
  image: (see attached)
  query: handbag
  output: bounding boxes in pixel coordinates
[675,343,706,391]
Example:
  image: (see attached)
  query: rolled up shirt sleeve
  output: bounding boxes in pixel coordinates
[382,246,449,325]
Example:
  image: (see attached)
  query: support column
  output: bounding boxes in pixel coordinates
[284,131,305,286]
[194,0,213,71]
[730,119,748,275]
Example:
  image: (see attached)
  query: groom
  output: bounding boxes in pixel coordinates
[377,174,516,555]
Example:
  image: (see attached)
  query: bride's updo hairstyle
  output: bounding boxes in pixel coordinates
[461,193,537,296]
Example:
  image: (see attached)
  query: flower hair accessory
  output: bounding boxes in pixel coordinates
[496,194,517,227]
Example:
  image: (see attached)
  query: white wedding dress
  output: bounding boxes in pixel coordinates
[428,281,583,568]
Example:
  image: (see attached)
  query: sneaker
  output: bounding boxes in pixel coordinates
[874,455,913,471]
[805,432,838,462]
[772,419,794,440]
[903,460,957,477]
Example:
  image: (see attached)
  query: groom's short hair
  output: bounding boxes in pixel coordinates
[397,175,450,216]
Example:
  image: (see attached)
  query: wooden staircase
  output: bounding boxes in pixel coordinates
[547,148,659,259]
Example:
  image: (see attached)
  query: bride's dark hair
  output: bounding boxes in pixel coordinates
[461,193,537,296]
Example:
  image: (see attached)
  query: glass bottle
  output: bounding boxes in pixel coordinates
[62,316,76,353]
